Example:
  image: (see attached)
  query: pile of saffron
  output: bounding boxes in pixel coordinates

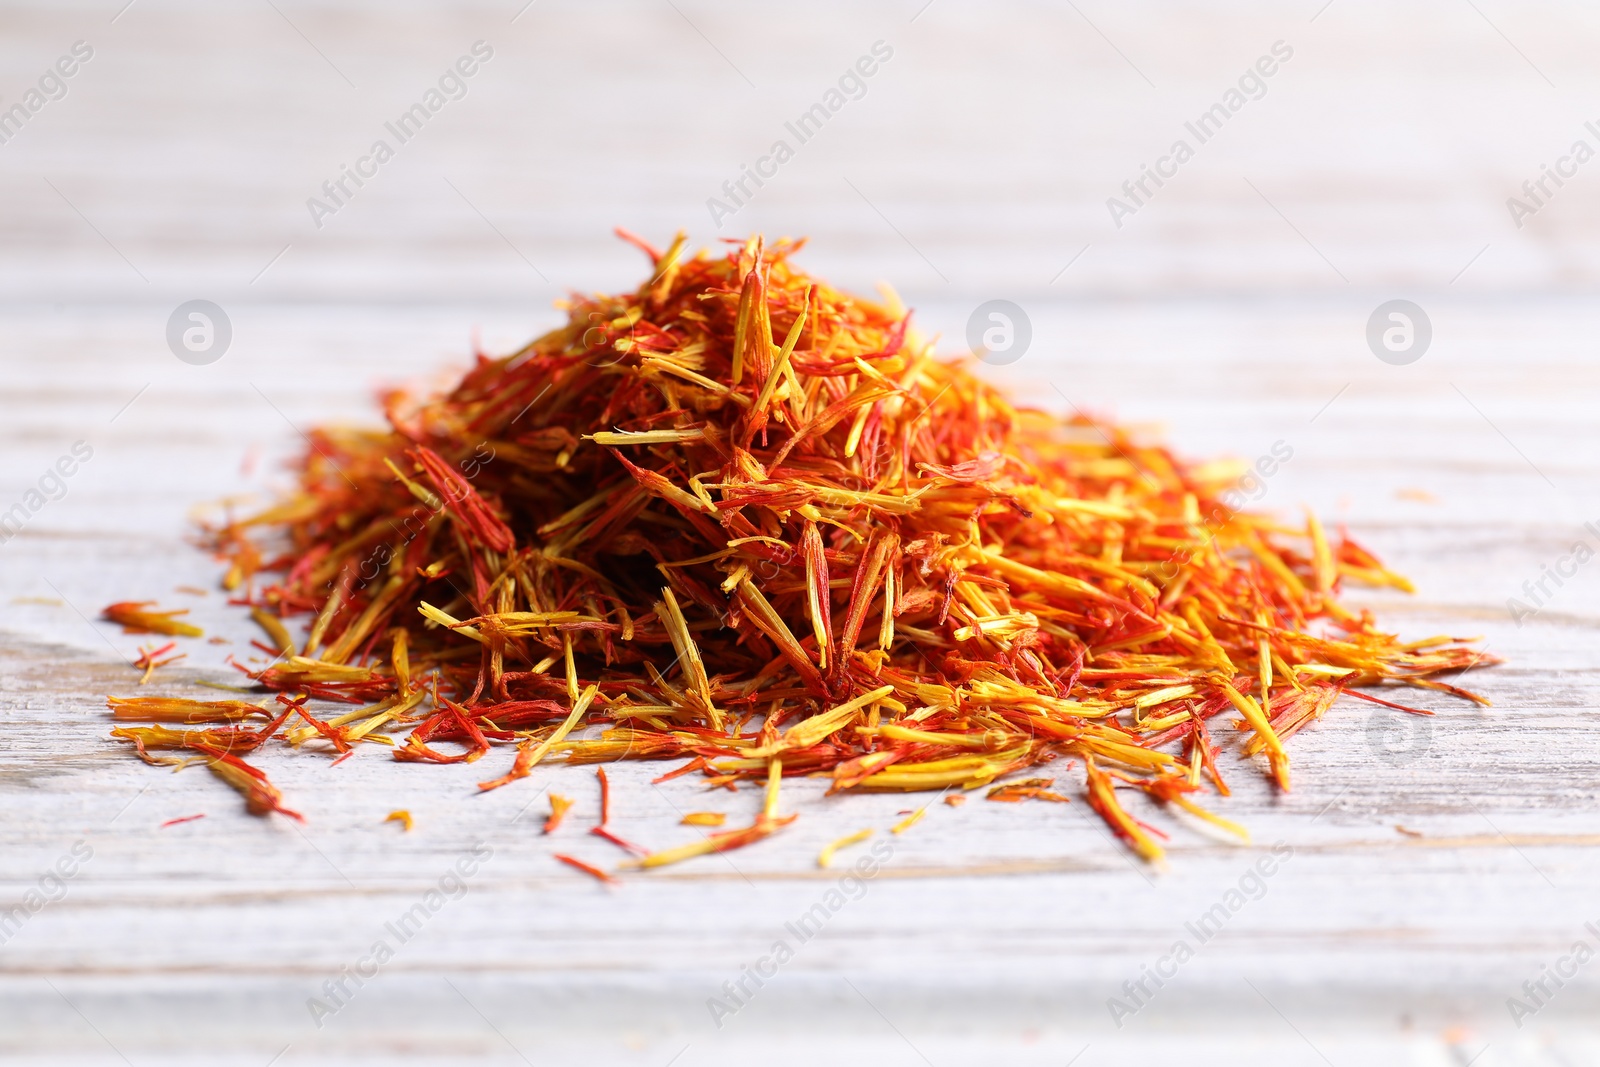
[105,232,1493,867]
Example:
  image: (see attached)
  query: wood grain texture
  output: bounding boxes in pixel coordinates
[4,2,1600,1065]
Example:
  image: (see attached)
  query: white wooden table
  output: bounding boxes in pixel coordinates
[3,3,1599,1064]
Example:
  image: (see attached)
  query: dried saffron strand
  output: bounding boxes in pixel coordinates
[99,231,1496,863]
[477,684,597,792]
[108,697,267,723]
[289,703,353,756]
[109,705,294,763]
[160,813,206,828]
[194,745,302,821]
[1337,686,1437,716]
[544,793,574,833]
[987,778,1071,803]
[1130,771,1250,843]
[633,758,795,869]
[554,853,618,885]
[681,812,726,827]
[590,825,649,856]
[818,828,873,867]
[250,607,294,656]
[1085,758,1165,864]
[890,805,929,835]
[133,642,184,683]
[103,601,202,638]
[1221,682,1289,790]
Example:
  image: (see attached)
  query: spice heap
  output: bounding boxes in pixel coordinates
[107,232,1492,866]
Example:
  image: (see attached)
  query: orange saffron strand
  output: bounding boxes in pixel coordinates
[103,601,202,638]
[554,853,618,885]
[544,793,575,834]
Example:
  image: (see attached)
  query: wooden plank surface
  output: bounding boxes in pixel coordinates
[4,2,1600,1065]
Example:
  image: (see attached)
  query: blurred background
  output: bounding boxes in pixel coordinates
[4,2,1599,1064]
[6,0,1600,298]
